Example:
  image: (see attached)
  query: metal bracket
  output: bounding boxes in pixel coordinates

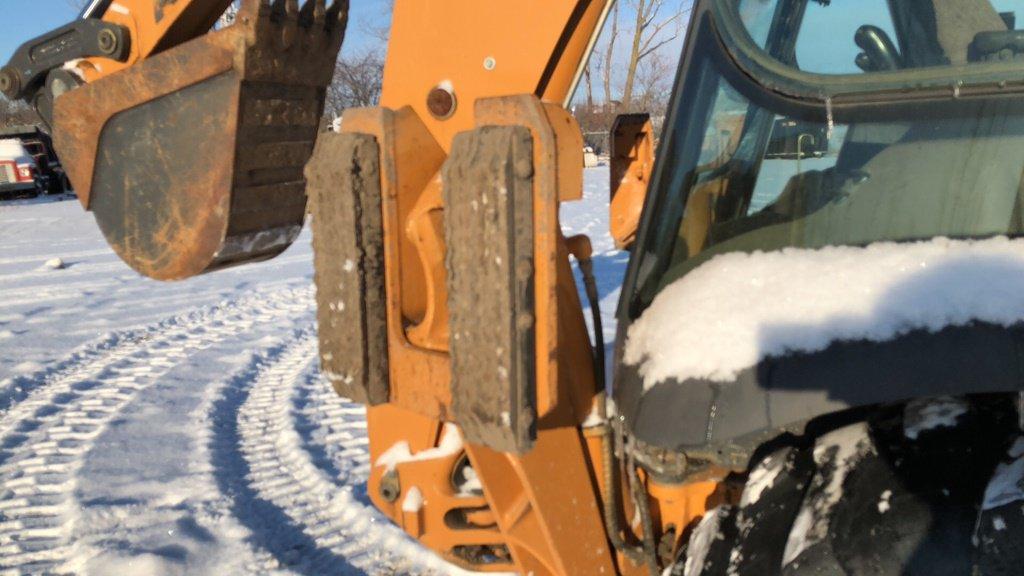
[1,19,130,102]
[307,132,390,405]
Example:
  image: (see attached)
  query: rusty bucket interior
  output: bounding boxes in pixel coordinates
[53,1,346,281]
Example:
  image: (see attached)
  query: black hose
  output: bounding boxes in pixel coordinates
[602,422,647,568]
[576,249,657,573]
[577,256,605,392]
[628,456,661,576]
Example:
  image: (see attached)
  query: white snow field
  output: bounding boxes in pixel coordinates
[0,168,627,576]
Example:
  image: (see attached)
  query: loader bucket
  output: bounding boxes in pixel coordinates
[52,0,347,280]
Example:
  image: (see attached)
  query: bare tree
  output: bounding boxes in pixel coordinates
[323,48,385,120]
[632,50,674,117]
[0,95,38,129]
[364,0,395,45]
[583,64,595,108]
[602,3,620,108]
[621,0,689,110]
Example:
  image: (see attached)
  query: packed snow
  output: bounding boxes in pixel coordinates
[402,487,425,514]
[375,423,464,473]
[739,450,787,508]
[626,236,1024,389]
[877,490,893,514]
[903,396,969,440]
[982,437,1024,511]
[682,505,727,576]
[0,168,626,575]
[782,423,876,567]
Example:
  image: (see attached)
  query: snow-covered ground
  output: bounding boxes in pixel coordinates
[0,168,627,575]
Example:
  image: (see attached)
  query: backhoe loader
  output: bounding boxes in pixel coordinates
[5,0,1024,574]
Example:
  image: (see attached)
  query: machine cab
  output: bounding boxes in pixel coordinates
[615,0,1024,472]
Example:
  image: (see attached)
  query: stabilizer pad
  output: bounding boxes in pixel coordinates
[443,125,536,453]
[307,132,389,405]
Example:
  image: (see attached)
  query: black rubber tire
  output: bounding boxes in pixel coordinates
[680,398,1023,576]
[974,436,1024,576]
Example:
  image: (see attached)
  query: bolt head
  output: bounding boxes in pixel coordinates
[0,68,20,98]
[97,29,119,55]
[426,86,456,120]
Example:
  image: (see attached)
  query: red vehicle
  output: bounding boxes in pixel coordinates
[0,126,71,196]
[0,138,40,198]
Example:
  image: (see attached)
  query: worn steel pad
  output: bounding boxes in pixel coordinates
[444,125,536,453]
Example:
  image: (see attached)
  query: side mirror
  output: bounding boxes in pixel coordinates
[609,113,654,250]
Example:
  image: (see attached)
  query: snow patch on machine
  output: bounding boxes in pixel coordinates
[740,450,787,508]
[982,437,1024,510]
[903,396,969,440]
[626,237,1024,389]
[402,487,425,513]
[877,489,892,514]
[454,464,483,496]
[213,225,302,261]
[376,423,464,473]
[684,506,728,576]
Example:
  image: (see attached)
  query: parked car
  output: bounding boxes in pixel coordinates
[0,138,41,198]
[0,126,72,196]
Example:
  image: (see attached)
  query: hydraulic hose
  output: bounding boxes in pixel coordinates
[566,235,605,392]
[628,455,662,576]
[601,421,646,566]
[567,234,657,574]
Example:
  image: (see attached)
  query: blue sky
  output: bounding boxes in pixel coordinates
[0,1,389,64]
[0,3,79,62]
[0,0,686,105]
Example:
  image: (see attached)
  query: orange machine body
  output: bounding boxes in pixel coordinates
[347,2,728,573]
[53,1,729,574]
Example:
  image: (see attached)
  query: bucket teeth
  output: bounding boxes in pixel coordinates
[326,0,349,32]
[270,0,286,19]
[252,0,345,39]
[298,0,326,28]
[314,0,327,27]
[280,0,300,47]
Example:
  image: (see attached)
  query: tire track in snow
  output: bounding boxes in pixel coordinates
[0,287,313,574]
[0,291,287,418]
[0,251,312,296]
[0,286,309,437]
[210,335,464,575]
[0,248,112,267]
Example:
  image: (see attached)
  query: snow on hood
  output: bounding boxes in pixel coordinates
[625,236,1024,390]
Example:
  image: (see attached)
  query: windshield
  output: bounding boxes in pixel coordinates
[711,0,1024,101]
[629,0,1024,313]
[757,0,1024,74]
